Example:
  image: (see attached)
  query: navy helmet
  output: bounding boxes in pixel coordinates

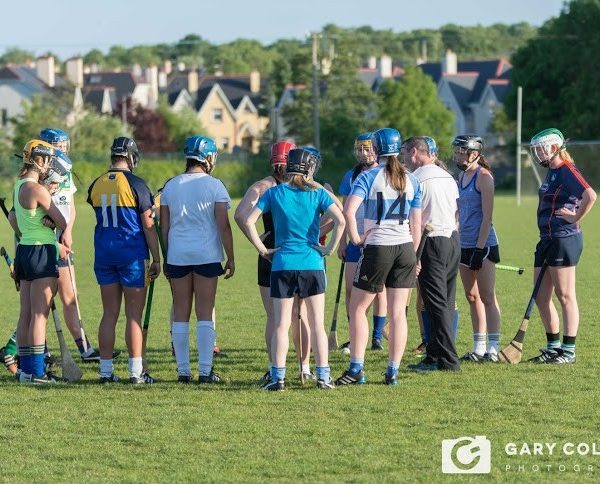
[287,147,321,178]
[111,137,140,168]
[372,128,401,157]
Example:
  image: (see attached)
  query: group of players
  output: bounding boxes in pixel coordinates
[2,123,595,389]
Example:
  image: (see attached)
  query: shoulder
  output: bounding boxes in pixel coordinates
[251,176,276,195]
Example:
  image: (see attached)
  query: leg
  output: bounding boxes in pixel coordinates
[171,274,194,377]
[193,273,218,378]
[98,284,122,359]
[386,287,410,364]
[123,286,147,358]
[372,289,387,346]
[459,265,487,356]
[259,285,275,366]
[550,266,578,359]
[28,277,56,377]
[344,262,358,322]
[534,266,560,334]
[477,260,501,355]
[291,297,311,371]
[17,281,32,375]
[271,297,295,369]
[348,288,377,362]
[57,265,89,351]
[304,293,327,367]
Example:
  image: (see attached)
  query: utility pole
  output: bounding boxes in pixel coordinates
[311,31,320,150]
[516,86,522,206]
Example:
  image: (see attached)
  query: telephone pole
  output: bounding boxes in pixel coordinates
[311,32,320,150]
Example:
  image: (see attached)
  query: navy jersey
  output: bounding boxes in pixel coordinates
[538,161,590,239]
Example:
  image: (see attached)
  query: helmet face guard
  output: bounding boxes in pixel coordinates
[22,140,55,173]
[452,135,483,171]
[287,148,320,178]
[111,137,140,169]
[44,151,71,185]
[530,129,565,167]
[354,133,376,166]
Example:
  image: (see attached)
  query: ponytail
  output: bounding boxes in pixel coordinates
[287,174,319,191]
[384,155,407,193]
[272,164,286,183]
[477,154,492,173]
[558,149,575,164]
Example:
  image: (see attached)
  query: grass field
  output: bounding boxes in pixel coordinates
[1,194,599,482]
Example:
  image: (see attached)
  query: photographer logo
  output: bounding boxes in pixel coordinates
[442,436,492,474]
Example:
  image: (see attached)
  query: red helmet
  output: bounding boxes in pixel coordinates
[270,140,296,166]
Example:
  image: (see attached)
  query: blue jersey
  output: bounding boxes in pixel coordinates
[87,168,153,265]
[538,161,590,239]
[351,164,421,246]
[458,167,498,248]
[339,166,376,235]
[257,184,334,271]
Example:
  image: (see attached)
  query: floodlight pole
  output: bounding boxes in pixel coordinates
[311,32,321,150]
[516,86,523,206]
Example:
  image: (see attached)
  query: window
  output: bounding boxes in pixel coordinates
[212,108,223,122]
[222,138,230,150]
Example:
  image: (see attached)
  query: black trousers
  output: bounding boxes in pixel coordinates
[418,232,460,370]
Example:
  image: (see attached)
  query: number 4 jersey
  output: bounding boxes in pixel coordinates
[351,163,421,246]
[87,168,154,265]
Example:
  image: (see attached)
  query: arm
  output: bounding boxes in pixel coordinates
[215,202,235,278]
[7,210,21,238]
[234,179,269,238]
[36,185,67,231]
[60,193,76,248]
[313,203,345,256]
[336,196,349,260]
[556,187,597,223]
[475,171,494,249]
[141,209,161,279]
[242,206,277,259]
[343,195,364,246]
[410,208,422,251]
[160,204,170,270]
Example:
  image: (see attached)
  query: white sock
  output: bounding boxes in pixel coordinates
[301,363,310,375]
[128,357,143,379]
[487,333,500,355]
[473,333,486,355]
[196,320,215,376]
[100,358,113,378]
[172,322,191,376]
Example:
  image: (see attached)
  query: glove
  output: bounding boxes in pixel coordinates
[469,247,486,271]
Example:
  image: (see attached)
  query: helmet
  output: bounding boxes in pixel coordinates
[39,128,70,154]
[111,137,140,168]
[452,134,483,152]
[302,146,322,174]
[44,149,72,185]
[372,128,401,157]
[423,136,438,156]
[287,148,321,177]
[530,128,565,167]
[184,135,218,173]
[22,140,55,169]
[354,132,376,166]
[270,140,296,166]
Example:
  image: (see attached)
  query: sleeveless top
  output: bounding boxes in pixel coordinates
[458,167,498,248]
[261,177,281,249]
[13,178,57,247]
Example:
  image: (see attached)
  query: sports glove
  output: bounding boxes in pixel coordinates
[469,247,486,271]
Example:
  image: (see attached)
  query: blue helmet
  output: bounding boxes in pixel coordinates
[39,128,70,154]
[184,135,218,173]
[423,136,438,156]
[372,128,401,157]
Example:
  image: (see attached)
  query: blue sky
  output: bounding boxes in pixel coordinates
[0,0,564,58]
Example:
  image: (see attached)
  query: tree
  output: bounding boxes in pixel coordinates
[83,49,105,67]
[0,47,35,65]
[118,98,173,153]
[157,96,206,150]
[376,67,455,156]
[70,112,130,159]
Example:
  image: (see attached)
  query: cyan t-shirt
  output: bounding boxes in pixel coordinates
[257,184,334,271]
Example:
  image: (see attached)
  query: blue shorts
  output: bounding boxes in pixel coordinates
[270,270,327,299]
[534,233,583,267]
[94,259,148,288]
[345,242,362,263]
[166,263,224,279]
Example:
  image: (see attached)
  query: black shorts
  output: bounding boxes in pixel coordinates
[270,270,326,298]
[14,244,58,281]
[460,245,500,266]
[534,233,583,267]
[353,243,416,293]
[257,255,272,287]
[166,262,224,279]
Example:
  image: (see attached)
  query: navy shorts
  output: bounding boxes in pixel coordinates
[95,259,148,288]
[534,233,583,267]
[166,262,224,279]
[14,244,58,281]
[345,242,362,263]
[270,270,327,298]
[460,245,500,266]
[354,243,416,293]
[257,255,272,287]
[57,252,75,269]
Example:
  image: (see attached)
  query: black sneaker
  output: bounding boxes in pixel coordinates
[407,359,438,373]
[198,369,221,384]
[178,374,193,383]
[82,349,121,362]
[260,370,271,383]
[316,377,335,389]
[335,369,367,386]
[383,371,398,386]
[44,353,58,369]
[528,348,559,363]
[261,379,285,391]
[483,352,499,363]
[130,371,155,384]
[371,338,383,350]
[45,371,68,382]
[547,349,576,364]
[31,373,59,384]
[461,352,486,362]
[99,373,120,384]
[339,341,350,350]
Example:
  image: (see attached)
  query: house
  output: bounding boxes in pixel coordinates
[166,70,268,153]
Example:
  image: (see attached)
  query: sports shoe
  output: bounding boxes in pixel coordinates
[547,349,576,364]
[32,373,61,384]
[339,341,351,355]
[461,351,486,362]
[178,374,193,383]
[371,338,383,350]
[99,373,120,384]
[528,348,559,364]
[198,369,221,384]
[81,349,121,362]
[44,353,57,369]
[301,371,315,381]
[18,372,32,384]
[383,371,398,386]
[45,371,68,382]
[335,369,367,386]
[483,352,499,362]
[260,370,271,383]
[261,379,285,391]
[316,377,335,389]
[130,371,155,384]
[407,359,438,373]
[413,341,427,355]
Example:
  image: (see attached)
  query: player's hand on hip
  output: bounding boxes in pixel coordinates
[312,244,331,257]
[224,259,235,279]
[260,247,279,262]
[555,207,577,223]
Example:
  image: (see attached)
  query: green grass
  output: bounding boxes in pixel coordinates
[1,194,599,482]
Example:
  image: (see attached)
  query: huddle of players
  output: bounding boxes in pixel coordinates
[3,123,594,386]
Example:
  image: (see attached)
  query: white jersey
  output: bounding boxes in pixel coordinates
[51,171,77,238]
[412,164,458,238]
[160,172,231,265]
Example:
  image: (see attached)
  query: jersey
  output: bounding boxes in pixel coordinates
[87,168,153,265]
[261,177,281,250]
[160,172,231,265]
[412,164,458,238]
[51,171,77,239]
[538,161,590,239]
[458,167,498,248]
[340,165,375,235]
[257,184,334,271]
[351,163,421,246]
[13,178,57,246]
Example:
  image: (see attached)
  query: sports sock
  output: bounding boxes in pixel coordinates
[315,366,330,381]
[196,320,215,376]
[349,358,364,374]
[487,333,500,355]
[301,363,310,375]
[546,332,561,351]
[422,311,431,344]
[128,357,143,379]
[271,366,286,382]
[31,344,45,377]
[372,315,386,340]
[18,346,31,374]
[387,360,399,375]
[75,337,86,354]
[172,322,191,376]
[562,335,576,356]
[99,358,113,378]
[452,308,459,342]
[5,331,17,355]
[473,333,486,355]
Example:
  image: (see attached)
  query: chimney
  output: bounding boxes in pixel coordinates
[163,60,172,75]
[368,56,377,69]
[158,71,167,89]
[250,70,260,94]
[132,64,142,79]
[91,63,99,73]
[66,57,83,87]
[36,55,55,87]
[377,55,392,79]
[187,69,198,94]
[442,49,457,75]
[145,65,159,108]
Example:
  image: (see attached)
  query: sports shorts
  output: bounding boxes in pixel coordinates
[353,243,416,293]
[57,252,75,269]
[345,242,362,263]
[270,270,327,299]
[534,233,583,267]
[166,263,225,279]
[257,255,272,287]
[95,259,148,288]
[460,245,500,266]
[14,244,58,281]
